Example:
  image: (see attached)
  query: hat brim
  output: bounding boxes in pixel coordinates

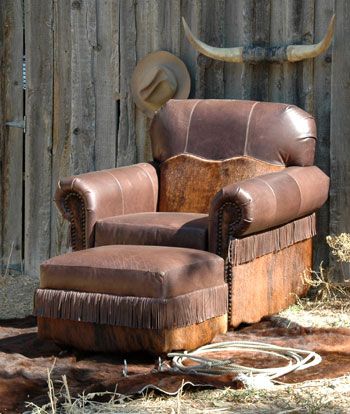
[131,51,191,118]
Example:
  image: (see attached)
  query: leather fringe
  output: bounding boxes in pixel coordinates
[229,214,316,266]
[34,285,228,330]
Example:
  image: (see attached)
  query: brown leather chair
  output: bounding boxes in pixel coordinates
[55,99,329,328]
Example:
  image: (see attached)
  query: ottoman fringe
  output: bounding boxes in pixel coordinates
[34,284,228,330]
[229,214,316,266]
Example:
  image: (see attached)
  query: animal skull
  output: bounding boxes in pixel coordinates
[182,15,335,63]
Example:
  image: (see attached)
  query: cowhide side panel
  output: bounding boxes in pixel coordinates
[158,154,284,213]
[229,239,312,328]
[37,314,227,355]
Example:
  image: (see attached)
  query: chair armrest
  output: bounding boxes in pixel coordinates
[55,163,158,250]
[208,166,329,256]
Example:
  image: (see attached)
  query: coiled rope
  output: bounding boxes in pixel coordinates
[168,341,322,383]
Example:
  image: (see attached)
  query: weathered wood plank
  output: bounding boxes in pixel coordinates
[223,0,246,99]
[180,0,202,98]
[202,0,225,99]
[70,0,96,174]
[281,0,301,105]
[0,3,4,267]
[330,0,350,280]
[0,3,2,269]
[24,0,53,276]
[182,0,209,99]
[95,0,119,170]
[269,0,286,103]
[50,0,72,258]
[134,0,154,163]
[0,0,24,273]
[118,0,137,166]
[240,0,255,100]
[253,0,271,101]
[153,0,181,53]
[313,1,334,269]
[296,0,315,113]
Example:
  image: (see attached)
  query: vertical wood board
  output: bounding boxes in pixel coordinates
[70,0,97,175]
[50,0,72,258]
[24,0,54,276]
[95,0,119,171]
[330,2,350,256]
[313,0,334,268]
[117,0,137,167]
[0,3,4,267]
[202,0,225,99]
[0,0,24,272]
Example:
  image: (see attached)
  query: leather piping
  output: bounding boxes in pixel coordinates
[184,100,201,153]
[244,102,259,156]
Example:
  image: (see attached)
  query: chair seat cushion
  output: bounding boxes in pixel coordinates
[40,245,223,298]
[95,212,208,250]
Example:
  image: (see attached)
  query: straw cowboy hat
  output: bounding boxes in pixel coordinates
[131,51,191,118]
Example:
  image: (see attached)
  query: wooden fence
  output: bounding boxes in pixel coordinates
[0,0,349,279]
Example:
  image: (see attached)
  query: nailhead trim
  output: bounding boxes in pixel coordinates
[63,192,87,250]
[216,201,242,322]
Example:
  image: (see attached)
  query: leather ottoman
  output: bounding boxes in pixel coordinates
[34,245,228,354]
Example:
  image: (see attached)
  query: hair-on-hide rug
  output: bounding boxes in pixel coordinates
[1,316,350,412]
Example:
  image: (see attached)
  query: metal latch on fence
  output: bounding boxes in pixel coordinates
[5,116,26,133]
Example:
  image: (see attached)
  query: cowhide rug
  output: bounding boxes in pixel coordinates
[1,316,350,413]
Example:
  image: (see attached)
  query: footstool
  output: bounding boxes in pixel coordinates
[34,245,228,354]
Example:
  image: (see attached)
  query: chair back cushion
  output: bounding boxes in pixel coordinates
[150,99,316,213]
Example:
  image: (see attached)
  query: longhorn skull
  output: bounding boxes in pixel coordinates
[182,15,335,63]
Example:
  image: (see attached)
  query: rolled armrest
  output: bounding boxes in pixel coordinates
[209,166,329,256]
[55,163,158,250]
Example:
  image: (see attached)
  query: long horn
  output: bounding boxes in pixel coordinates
[287,15,335,62]
[182,17,243,63]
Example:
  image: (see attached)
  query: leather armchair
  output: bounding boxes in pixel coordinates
[55,99,329,327]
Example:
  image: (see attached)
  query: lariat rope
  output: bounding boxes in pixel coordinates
[168,341,322,382]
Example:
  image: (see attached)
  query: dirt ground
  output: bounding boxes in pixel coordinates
[0,298,347,414]
[0,274,37,319]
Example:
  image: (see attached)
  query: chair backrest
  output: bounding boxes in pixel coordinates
[150,99,317,213]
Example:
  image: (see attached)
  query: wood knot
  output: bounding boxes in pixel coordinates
[71,1,81,10]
